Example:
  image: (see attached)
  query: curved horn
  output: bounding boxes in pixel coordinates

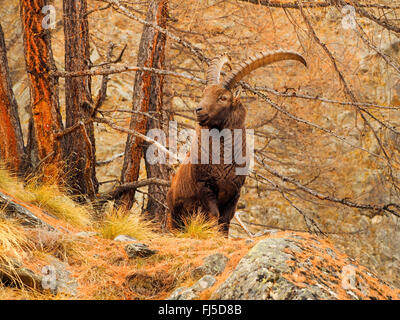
[222,50,307,90]
[206,54,231,85]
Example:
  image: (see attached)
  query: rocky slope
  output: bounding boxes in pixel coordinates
[211,232,400,300]
[1,0,400,291]
[1,181,399,300]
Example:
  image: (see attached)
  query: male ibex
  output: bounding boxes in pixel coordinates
[167,51,307,235]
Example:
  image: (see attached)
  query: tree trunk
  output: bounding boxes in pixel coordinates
[0,23,26,174]
[63,0,98,198]
[117,0,169,212]
[20,0,64,182]
[143,2,171,222]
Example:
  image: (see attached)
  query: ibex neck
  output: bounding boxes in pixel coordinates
[222,99,246,129]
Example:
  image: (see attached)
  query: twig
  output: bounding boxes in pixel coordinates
[238,0,400,10]
[255,86,400,110]
[96,152,124,166]
[55,119,93,139]
[93,42,115,116]
[234,211,255,237]
[253,156,400,218]
[93,117,182,163]
[96,0,210,64]
[85,3,111,16]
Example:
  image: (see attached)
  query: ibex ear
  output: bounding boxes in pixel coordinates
[233,87,242,99]
[232,89,242,108]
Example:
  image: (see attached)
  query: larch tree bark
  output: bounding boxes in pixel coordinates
[143,1,171,221]
[117,0,169,213]
[63,0,98,199]
[20,0,65,182]
[0,23,26,174]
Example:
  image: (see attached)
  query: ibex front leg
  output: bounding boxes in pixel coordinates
[219,194,240,236]
[198,182,220,220]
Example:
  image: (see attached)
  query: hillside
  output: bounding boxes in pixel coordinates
[1,0,400,300]
[0,166,399,300]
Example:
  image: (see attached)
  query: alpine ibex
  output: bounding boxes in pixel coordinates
[167,51,307,235]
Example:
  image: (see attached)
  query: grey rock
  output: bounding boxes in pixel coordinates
[114,235,137,242]
[254,229,278,237]
[211,235,400,300]
[44,257,78,296]
[211,237,332,300]
[192,275,216,291]
[75,231,98,238]
[125,243,157,258]
[167,287,199,300]
[0,261,42,290]
[167,275,216,300]
[191,253,228,279]
[0,256,77,296]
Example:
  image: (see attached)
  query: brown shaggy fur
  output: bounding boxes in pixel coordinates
[167,85,248,234]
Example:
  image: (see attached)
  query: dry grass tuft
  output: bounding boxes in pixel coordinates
[125,271,176,299]
[0,217,28,261]
[29,229,85,263]
[0,164,91,228]
[97,205,155,241]
[25,181,91,228]
[177,211,223,240]
[0,165,31,201]
[0,216,32,289]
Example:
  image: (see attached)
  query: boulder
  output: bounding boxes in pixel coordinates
[114,235,137,242]
[75,231,98,238]
[167,275,216,300]
[191,253,228,279]
[211,232,400,300]
[124,243,157,259]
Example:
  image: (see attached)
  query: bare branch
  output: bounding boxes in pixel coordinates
[238,0,400,10]
[255,86,400,110]
[93,42,115,115]
[93,117,182,163]
[104,178,170,200]
[253,156,400,218]
[50,65,205,83]
[96,152,124,166]
[96,0,210,64]
[85,3,111,16]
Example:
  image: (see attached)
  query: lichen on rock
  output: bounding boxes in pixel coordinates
[211,232,400,300]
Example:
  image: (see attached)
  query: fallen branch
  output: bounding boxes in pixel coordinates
[0,191,55,230]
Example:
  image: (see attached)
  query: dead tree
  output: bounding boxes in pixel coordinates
[63,0,98,198]
[20,0,64,182]
[0,23,26,174]
[117,0,169,212]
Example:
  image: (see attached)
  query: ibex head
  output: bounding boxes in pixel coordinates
[196,51,307,129]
